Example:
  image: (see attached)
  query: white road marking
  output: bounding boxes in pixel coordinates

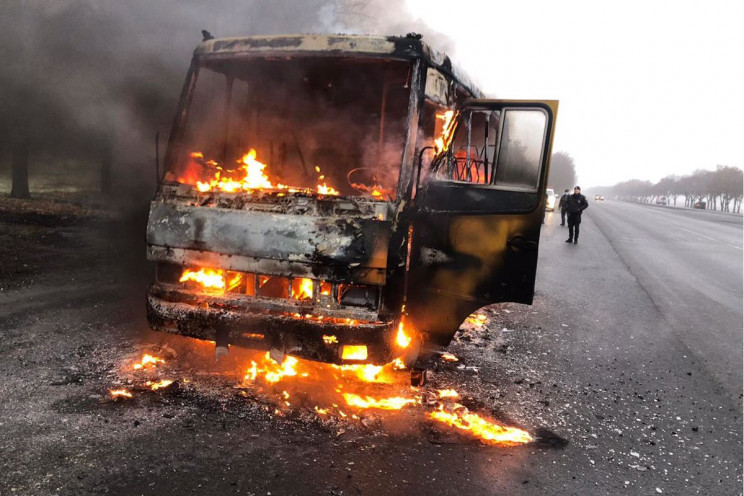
[678,227,743,251]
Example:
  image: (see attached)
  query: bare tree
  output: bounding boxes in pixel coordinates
[548,151,578,192]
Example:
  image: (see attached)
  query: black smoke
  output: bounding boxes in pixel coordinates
[0,0,452,200]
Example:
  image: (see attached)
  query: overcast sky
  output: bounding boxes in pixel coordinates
[406,0,744,188]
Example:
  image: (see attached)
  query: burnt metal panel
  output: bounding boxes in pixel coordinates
[192,34,482,99]
[146,201,390,268]
[419,181,541,214]
[197,34,397,57]
[147,284,398,365]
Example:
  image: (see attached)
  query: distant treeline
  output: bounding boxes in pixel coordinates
[610,166,743,213]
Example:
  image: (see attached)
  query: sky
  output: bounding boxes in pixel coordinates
[405,0,744,187]
[1,0,742,192]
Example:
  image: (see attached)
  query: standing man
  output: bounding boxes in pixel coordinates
[558,189,570,226]
[565,186,588,244]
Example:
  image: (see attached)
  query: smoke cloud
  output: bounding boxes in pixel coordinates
[0,0,452,198]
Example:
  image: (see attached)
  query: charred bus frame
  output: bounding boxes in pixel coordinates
[146,33,557,375]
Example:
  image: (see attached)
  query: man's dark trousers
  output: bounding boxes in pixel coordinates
[567,213,581,241]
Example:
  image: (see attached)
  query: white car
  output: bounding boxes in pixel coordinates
[545,188,556,211]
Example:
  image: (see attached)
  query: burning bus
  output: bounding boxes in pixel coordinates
[146,33,558,383]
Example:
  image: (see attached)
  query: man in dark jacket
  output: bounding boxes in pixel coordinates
[558,189,570,226]
[565,186,588,244]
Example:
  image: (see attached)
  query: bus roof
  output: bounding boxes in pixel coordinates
[196,33,483,98]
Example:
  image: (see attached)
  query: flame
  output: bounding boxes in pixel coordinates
[227,273,243,291]
[146,380,174,390]
[343,393,419,410]
[133,354,165,370]
[434,110,457,155]
[188,149,339,196]
[341,345,368,361]
[437,389,460,398]
[333,364,385,383]
[243,352,299,385]
[109,389,133,399]
[391,358,407,370]
[227,351,534,447]
[180,268,225,291]
[466,313,488,327]
[293,278,314,301]
[395,321,412,349]
[322,335,338,345]
[440,353,459,362]
[428,405,533,445]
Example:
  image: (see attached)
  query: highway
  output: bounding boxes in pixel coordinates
[584,200,742,396]
[1,203,741,495]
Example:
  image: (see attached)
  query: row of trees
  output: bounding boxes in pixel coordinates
[548,151,578,193]
[611,166,743,213]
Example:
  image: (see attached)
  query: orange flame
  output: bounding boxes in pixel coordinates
[189,149,339,196]
[391,358,407,370]
[293,278,314,301]
[109,389,133,399]
[180,268,225,291]
[343,393,419,410]
[428,405,533,445]
[437,389,460,398]
[434,110,457,155]
[440,353,459,362]
[243,352,299,385]
[146,380,174,390]
[466,313,488,327]
[341,345,368,361]
[395,321,412,349]
[133,354,165,370]
[332,364,386,383]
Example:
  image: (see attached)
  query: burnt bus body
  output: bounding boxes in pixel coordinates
[146,34,558,367]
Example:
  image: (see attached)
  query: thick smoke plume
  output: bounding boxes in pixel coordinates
[0,0,452,200]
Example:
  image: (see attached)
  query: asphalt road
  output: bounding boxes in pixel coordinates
[584,200,743,397]
[0,201,741,495]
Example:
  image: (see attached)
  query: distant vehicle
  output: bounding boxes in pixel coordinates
[546,188,556,211]
[656,197,667,205]
[594,194,604,201]
[694,201,706,209]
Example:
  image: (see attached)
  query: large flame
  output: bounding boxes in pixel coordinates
[188,149,339,196]
[428,405,533,445]
[180,268,226,291]
[114,346,534,448]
